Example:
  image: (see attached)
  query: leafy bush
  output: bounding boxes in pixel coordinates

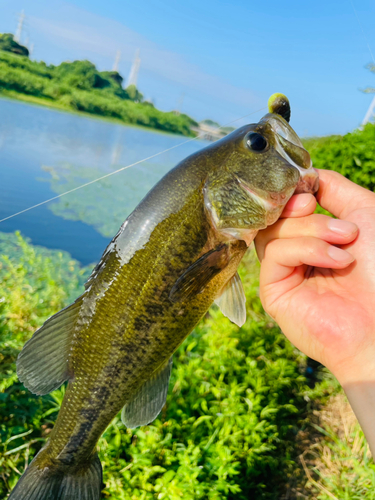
[0,50,52,78]
[0,232,89,393]
[0,61,48,97]
[303,123,375,192]
[0,34,29,57]
[0,232,90,496]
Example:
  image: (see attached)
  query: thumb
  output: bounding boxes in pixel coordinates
[317,170,375,219]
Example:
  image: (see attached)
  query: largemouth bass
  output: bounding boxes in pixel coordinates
[10,94,319,500]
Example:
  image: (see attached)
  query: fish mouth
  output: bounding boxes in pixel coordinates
[294,168,319,194]
[261,113,319,195]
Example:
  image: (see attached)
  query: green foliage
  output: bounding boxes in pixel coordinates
[0,232,90,495]
[201,119,220,128]
[0,232,89,392]
[0,47,197,136]
[302,123,375,218]
[126,84,143,103]
[361,62,375,94]
[0,34,29,57]
[303,123,375,192]
[0,234,314,499]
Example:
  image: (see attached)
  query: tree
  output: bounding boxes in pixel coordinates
[125,84,143,102]
[0,33,29,57]
[200,119,220,128]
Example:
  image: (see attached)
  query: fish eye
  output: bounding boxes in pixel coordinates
[246,132,267,152]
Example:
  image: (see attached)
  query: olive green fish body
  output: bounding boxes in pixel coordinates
[46,187,247,465]
[10,95,319,500]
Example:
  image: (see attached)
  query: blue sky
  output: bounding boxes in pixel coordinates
[1,0,375,137]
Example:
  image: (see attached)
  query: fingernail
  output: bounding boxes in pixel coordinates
[296,194,313,209]
[327,219,357,236]
[327,245,354,263]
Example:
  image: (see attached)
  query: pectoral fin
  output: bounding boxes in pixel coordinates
[17,298,83,395]
[169,244,230,303]
[121,357,173,429]
[215,272,246,327]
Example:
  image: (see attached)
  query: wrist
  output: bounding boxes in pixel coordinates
[328,348,375,387]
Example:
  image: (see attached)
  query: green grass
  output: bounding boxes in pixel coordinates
[301,393,375,499]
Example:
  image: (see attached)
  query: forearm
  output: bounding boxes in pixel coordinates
[340,379,375,457]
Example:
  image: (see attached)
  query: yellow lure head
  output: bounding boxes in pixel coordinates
[268,93,291,123]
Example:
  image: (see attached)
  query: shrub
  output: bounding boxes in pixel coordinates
[0,34,29,57]
[0,232,90,496]
[303,123,375,192]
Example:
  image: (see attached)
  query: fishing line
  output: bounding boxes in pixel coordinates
[349,0,375,65]
[0,107,266,224]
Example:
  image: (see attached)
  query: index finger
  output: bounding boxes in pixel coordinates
[317,169,375,219]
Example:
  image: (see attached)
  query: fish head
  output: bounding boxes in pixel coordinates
[204,94,319,242]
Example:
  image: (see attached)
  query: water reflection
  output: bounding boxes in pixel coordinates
[0,98,208,264]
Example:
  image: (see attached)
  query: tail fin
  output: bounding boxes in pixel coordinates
[9,450,103,500]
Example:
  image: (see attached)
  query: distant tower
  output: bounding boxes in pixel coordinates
[175,93,185,115]
[113,50,121,72]
[362,95,375,125]
[127,49,141,87]
[15,10,25,43]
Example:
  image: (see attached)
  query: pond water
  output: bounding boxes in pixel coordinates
[0,98,209,265]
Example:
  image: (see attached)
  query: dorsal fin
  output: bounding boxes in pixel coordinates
[17,298,83,395]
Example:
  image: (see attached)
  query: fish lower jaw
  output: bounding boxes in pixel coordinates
[240,183,289,212]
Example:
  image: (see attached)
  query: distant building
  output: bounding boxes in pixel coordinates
[191,122,227,142]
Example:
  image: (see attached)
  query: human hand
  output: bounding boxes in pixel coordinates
[255,169,375,386]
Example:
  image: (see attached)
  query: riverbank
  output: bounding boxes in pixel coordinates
[0,48,198,137]
[0,90,199,139]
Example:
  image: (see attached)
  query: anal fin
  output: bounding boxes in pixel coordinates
[121,357,173,429]
[214,272,246,327]
[17,298,82,395]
